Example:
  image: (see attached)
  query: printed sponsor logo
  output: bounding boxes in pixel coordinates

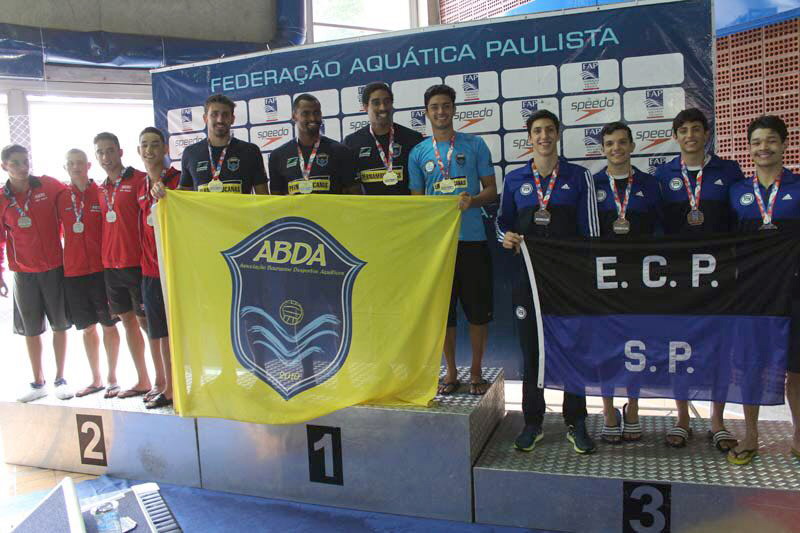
[634,126,673,151]
[463,73,480,101]
[254,124,292,150]
[359,147,371,158]
[583,127,604,157]
[180,108,193,130]
[569,95,617,122]
[740,192,754,206]
[645,89,665,119]
[520,183,533,196]
[647,156,669,174]
[454,103,500,132]
[410,110,427,135]
[669,177,683,191]
[169,132,206,160]
[357,85,366,112]
[263,97,278,122]
[596,189,607,202]
[581,62,600,91]
[521,99,539,119]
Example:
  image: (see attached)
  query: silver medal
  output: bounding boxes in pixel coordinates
[72,222,84,233]
[106,211,118,223]
[534,208,551,226]
[612,217,630,235]
[17,216,32,229]
[687,209,704,226]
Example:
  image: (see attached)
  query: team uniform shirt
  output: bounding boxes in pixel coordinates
[343,123,424,195]
[56,180,104,277]
[729,169,800,232]
[268,136,357,195]
[655,154,744,235]
[496,157,600,240]
[594,167,662,237]
[138,167,181,278]
[180,137,267,194]
[99,167,146,269]
[408,133,493,242]
[0,176,66,274]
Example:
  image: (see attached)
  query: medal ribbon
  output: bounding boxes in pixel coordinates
[297,138,321,181]
[207,141,229,180]
[752,173,782,225]
[432,133,456,183]
[608,170,633,220]
[69,184,85,224]
[369,125,394,172]
[680,157,709,211]
[531,161,559,210]
[103,170,124,213]
[6,186,32,220]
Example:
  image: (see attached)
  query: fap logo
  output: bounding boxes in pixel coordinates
[645,89,665,119]
[647,156,669,174]
[222,217,366,400]
[581,62,600,91]
[520,99,540,120]
[357,85,366,111]
[410,110,427,134]
[264,97,279,122]
[180,108,193,130]
[583,127,604,157]
[463,74,480,101]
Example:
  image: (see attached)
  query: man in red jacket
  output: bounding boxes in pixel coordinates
[57,148,121,397]
[0,144,73,402]
[136,127,180,408]
[94,132,152,399]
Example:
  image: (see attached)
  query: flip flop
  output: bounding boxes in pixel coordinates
[437,380,460,395]
[622,403,642,442]
[469,378,490,395]
[117,388,150,399]
[727,448,758,465]
[665,426,691,448]
[601,408,623,444]
[143,388,162,402]
[708,429,738,453]
[791,447,800,459]
[145,393,173,409]
[75,385,105,398]
[103,384,121,399]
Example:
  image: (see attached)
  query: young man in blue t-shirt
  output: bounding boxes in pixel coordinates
[408,84,497,395]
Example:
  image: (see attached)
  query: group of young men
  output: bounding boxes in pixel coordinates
[2,82,798,466]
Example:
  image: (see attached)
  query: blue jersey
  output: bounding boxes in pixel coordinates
[408,132,493,242]
[495,157,599,240]
[654,154,744,234]
[729,169,800,232]
[594,166,662,237]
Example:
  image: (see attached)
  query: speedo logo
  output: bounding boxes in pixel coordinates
[257,126,290,148]
[512,138,535,158]
[635,127,673,150]
[456,108,493,130]
[570,96,616,121]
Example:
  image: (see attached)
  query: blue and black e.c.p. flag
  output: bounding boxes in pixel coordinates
[523,232,800,405]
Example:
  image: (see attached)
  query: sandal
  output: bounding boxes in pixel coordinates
[622,403,642,442]
[665,426,691,448]
[601,408,623,444]
[437,380,460,395]
[103,384,121,399]
[145,393,173,409]
[708,429,738,453]
[143,388,162,402]
[469,378,490,395]
[727,448,758,465]
[76,385,105,398]
[117,388,149,399]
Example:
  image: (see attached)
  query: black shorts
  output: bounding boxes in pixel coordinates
[447,241,493,327]
[64,272,119,330]
[104,267,145,317]
[788,298,800,373]
[141,276,169,340]
[12,267,72,336]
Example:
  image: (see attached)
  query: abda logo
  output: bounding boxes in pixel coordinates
[264,97,278,122]
[581,62,600,91]
[463,74,480,101]
[410,110,427,134]
[645,90,665,119]
[583,127,603,157]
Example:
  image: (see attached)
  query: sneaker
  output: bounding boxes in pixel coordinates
[514,424,544,452]
[54,378,74,400]
[567,418,597,454]
[18,382,47,403]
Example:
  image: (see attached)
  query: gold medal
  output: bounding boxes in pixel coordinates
[298,180,314,194]
[439,179,456,194]
[208,179,224,193]
[687,208,704,226]
[382,171,399,186]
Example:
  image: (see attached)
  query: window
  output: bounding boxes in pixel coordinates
[27,96,153,182]
[311,0,414,43]
[0,94,9,150]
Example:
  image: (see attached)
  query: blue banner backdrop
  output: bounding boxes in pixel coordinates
[151,0,713,380]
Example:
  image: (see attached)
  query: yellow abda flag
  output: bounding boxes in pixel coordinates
[156,192,460,424]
